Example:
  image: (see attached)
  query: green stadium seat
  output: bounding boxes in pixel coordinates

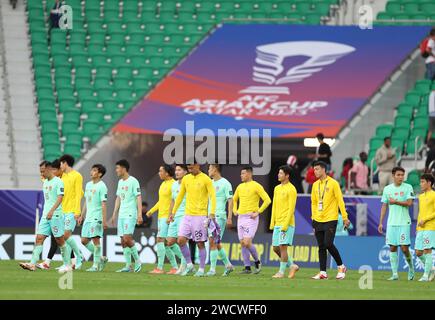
[370,137,384,151]
[376,124,393,138]
[406,170,421,186]
[386,2,402,14]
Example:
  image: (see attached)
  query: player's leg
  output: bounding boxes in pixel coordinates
[20,217,51,271]
[246,215,261,273]
[422,248,433,282]
[271,226,284,277]
[386,225,399,280]
[87,237,102,271]
[37,234,57,269]
[51,215,71,273]
[150,217,167,273]
[192,216,208,277]
[126,217,141,272]
[116,218,131,272]
[312,222,328,279]
[207,236,218,276]
[399,225,414,280]
[159,218,178,273]
[64,213,83,269]
[177,216,196,276]
[167,235,186,274]
[323,221,346,279]
[238,215,252,273]
[81,221,95,254]
[216,217,233,276]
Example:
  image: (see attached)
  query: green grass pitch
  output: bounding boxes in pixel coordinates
[0,260,434,300]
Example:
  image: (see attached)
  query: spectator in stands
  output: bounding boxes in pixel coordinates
[375,137,396,194]
[315,133,332,171]
[49,0,64,30]
[340,158,354,190]
[287,155,304,193]
[138,201,151,228]
[425,139,435,173]
[351,152,369,194]
[305,161,317,193]
[424,28,435,80]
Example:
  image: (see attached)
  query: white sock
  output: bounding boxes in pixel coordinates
[187,263,193,268]
[198,268,204,273]
[320,271,327,275]
[45,259,51,264]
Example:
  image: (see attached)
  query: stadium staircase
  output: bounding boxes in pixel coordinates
[0,1,41,189]
[27,0,343,163]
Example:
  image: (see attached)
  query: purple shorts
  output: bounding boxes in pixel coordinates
[237,214,259,240]
[178,215,208,242]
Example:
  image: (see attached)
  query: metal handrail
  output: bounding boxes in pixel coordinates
[414,136,423,169]
[369,157,378,190]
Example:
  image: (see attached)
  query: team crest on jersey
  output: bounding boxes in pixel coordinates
[48,186,52,191]
[92,189,96,194]
[400,192,404,196]
[216,186,220,191]
[394,193,398,196]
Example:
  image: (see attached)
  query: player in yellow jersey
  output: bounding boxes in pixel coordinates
[233,166,271,274]
[270,165,299,279]
[146,165,177,274]
[311,161,349,280]
[58,154,84,273]
[172,160,216,277]
[415,173,435,281]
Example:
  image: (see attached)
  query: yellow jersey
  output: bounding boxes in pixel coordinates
[172,172,216,216]
[149,178,175,219]
[311,176,348,222]
[270,182,297,230]
[61,170,84,215]
[233,180,271,215]
[417,190,435,231]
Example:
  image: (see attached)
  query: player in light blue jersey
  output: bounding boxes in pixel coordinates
[78,164,109,272]
[20,161,70,272]
[167,164,188,275]
[207,164,234,276]
[110,159,143,273]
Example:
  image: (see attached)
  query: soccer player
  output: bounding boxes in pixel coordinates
[20,161,70,272]
[311,161,349,280]
[415,173,435,282]
[110,159,143,272]
[172,160,216,277]
[378,166,415,281]
[166,164,188,275]
[270,165,299,279]
[233,166,271,274]
[146,165,177,274]
[58,154,84,272]
[78,164,109,272]
[207,164,234,277]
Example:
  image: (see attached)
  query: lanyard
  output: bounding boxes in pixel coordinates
[318,180,328,202]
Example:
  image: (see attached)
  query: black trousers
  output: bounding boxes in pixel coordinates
[312,220,343,271]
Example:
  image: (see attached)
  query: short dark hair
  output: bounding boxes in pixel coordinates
[92,164,106,177]
[142,201,148,206]
[316,133,324,140]
[59,154,75,167]
[116,159,130,171]
[279,165,291,177]
[392,166,405,175]
[430,27,435,36]
[421,173,434,186]
[39,160,49,167]
[45,161,53,168]
[175,164,188,172]
[210,164,222,173]
[241,166,253,173]
[51,159,61,169]
[384,136,391,142]
[313,161,327,169]
[161,164,174,177]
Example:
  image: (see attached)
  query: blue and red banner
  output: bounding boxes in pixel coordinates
[115,25,429,137]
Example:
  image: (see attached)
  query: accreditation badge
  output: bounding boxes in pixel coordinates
[318,201,324,212]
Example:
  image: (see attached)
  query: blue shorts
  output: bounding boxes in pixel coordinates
[157,217,169,238]
[167,215,183,238]
[117,217,136,237]
[415,230,435,251]
[208,217,226,238]
[272,226,295,247]
[37,214,64,238]
[64,212,77,232]
[386,225,411,246]
[81,220,103,239]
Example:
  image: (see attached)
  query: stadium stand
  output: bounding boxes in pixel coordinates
[376,0,435,26]
[27,0,341,161]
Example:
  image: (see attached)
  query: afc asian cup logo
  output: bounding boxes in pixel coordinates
[240,41,355,95]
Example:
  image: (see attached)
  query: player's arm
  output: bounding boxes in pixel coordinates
[375,149,388,165]
[311,184,317,221]
[206,178,216,218]
[101,200,108,229]
[269,188,277,230]
[110,196,120,226]
[172,178,186,214]
[334,182,349,224]
[74,174,84,218]
[147,201,159,217]
[254,185,271,218]
[378,203,388,234]
[227,198,233,227]
[232,187,239,215]
[167,199,175,223]
[47,195,63,220]
[282,187,297,232]
[389,198,413,207]
[78,200,86,225]
[136,194,143,225]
